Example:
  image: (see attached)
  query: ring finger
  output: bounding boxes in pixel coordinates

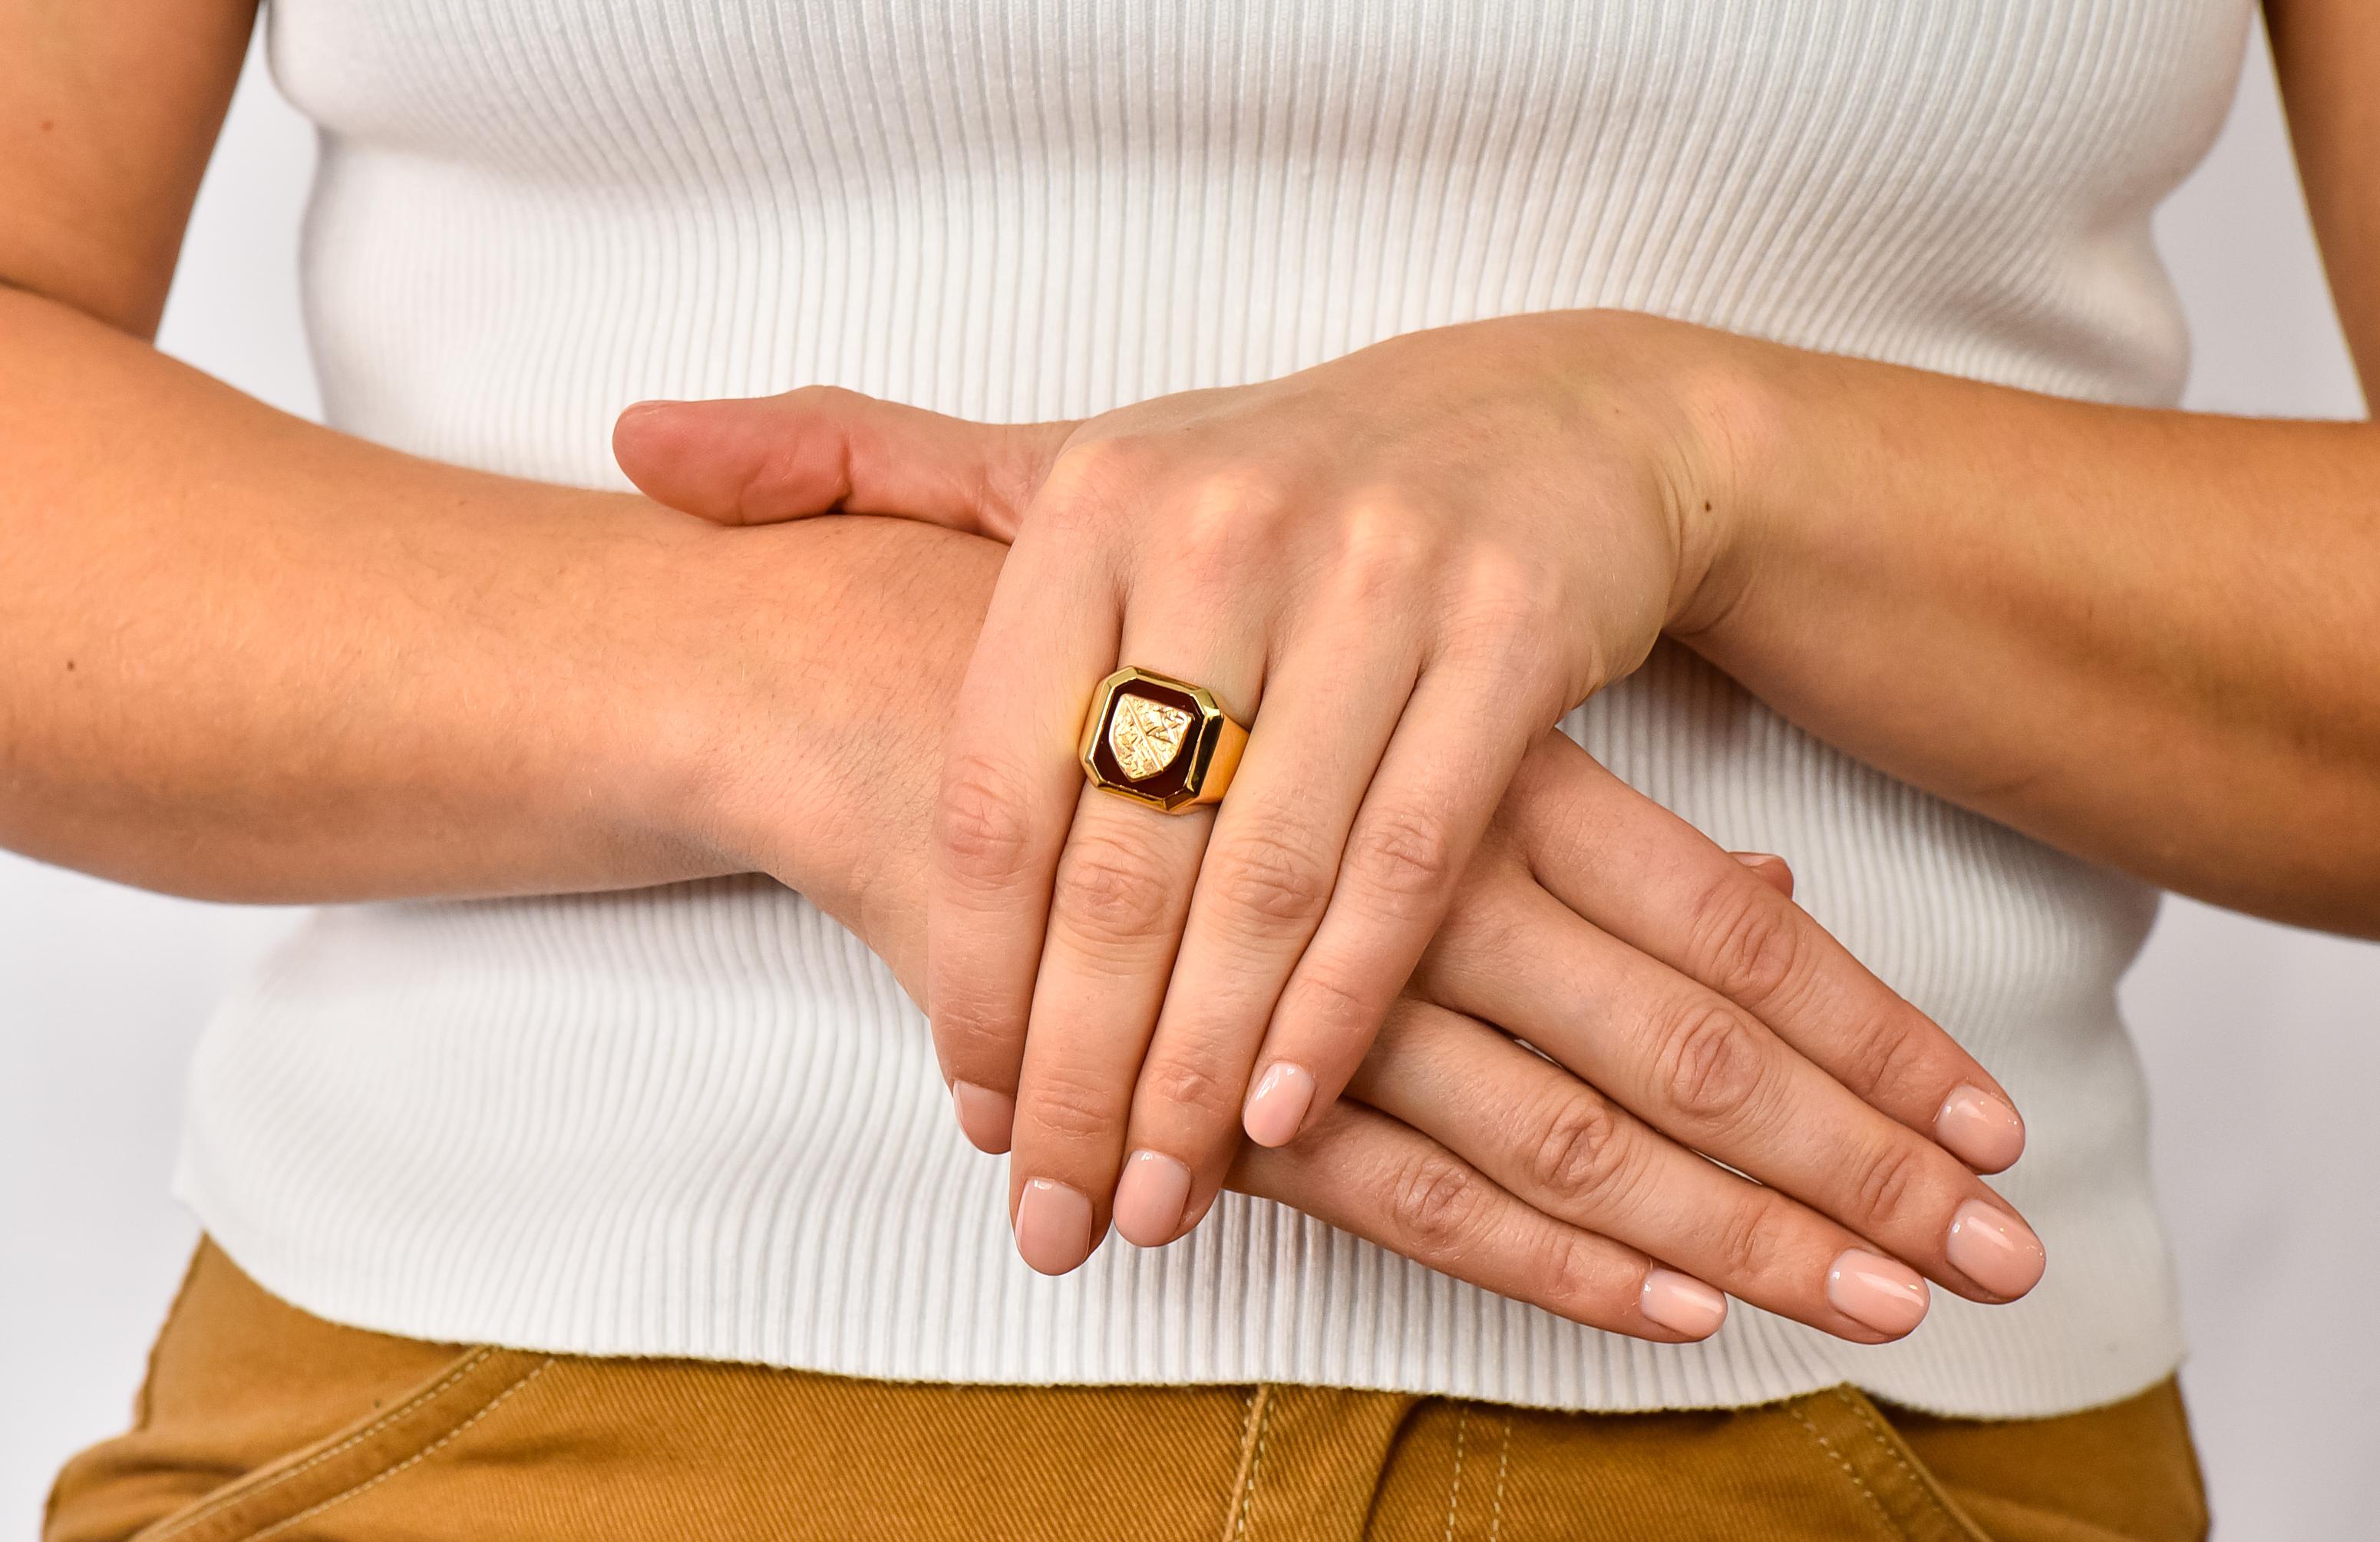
[1111,606,1421,1245]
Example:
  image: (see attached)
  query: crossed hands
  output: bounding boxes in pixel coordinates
[612,310,2045,1346]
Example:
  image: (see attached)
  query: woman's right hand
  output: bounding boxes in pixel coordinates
[1217,727,2045,1345]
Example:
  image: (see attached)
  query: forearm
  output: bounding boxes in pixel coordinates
[0,283,980,907]
[1675,321,2380,933]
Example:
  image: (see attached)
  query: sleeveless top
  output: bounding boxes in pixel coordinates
[178,0,2250,1414]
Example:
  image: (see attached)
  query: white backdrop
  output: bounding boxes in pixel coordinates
[5,21,2377,1537]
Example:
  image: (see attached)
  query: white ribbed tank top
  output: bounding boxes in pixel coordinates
[178,0,2251,1415]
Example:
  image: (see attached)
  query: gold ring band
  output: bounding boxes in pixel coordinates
[1079,666,1249,812]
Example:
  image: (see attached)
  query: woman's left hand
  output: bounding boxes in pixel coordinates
[619,310,1745,1274]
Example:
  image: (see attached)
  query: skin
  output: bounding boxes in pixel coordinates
[622,274,2380,1283]
[618,383,2040,1336]
[2,0,2372,1340]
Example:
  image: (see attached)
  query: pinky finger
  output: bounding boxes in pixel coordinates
[1226,1101,1728,1343]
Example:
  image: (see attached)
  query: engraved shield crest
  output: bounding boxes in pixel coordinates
[1108,693,1194,781]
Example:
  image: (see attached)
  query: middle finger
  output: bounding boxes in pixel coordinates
[1005,597,1268,1272]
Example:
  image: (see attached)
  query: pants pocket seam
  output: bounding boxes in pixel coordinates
[1223,1385,1276,1542]
[237,1357,554,1542]
[1822,1388,1995,1542]
[136,1348,499,1542]
[1442,1405,1471,1542]
[1787,1400,1913,1541]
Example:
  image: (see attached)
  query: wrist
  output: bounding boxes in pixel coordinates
[566,505,756,883]
[1570,309,1789,642]
[635,514,1003,989]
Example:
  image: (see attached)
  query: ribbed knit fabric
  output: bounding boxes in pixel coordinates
[178,0,2252,1416]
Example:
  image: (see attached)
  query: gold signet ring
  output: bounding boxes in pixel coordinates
[1079,667,1249,812]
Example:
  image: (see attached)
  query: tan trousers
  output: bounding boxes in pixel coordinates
[48,1241,2207,1542]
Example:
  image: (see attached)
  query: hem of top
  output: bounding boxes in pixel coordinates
[180,1188,2188,1425]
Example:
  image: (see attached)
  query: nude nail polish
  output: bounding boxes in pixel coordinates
[1013,1178,1095,1275]
[1114,1151,1193,1247]
[950,1080,1016,1154]
[1243,1062,1316,1147]
[1827,1249,1929,1337]
[1640,1270,1728,1338]
[1946,1199,2047,1298]
[1934,1084,2026,1173]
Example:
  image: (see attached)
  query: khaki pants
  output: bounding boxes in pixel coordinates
[48,1241,2207,1542]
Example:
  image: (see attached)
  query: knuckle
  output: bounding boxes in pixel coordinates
[1525,1091,1631,1210]
[1185,464,1286,528]
[1649,999,1769,1127]
[1530,1228,1613,1313]
[1053,827,1179,947]
[1837,1007,1943,1107]
[936,754,1039,883]
[1136,1052,1240,1126]
[1279,964,1381,1046]
[1345,801,1460,906]
[1385,1151,1489,1255]
[784,382,858,413]
[1847,1138,1936,1238]
[1206,823,1336,929]
[1685,877,1802,1010]
[1327,499,1435,605]
[1027,1063,1120,1144]
[1170,468,1286,582]
[1040,437,1145,508]
[1710,1189,1794,1283]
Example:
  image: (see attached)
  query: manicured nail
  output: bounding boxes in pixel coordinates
[1113,1151,1193,1247]
[1640,1269,1728,1339]
[1934,1084,2025,1173]
[1827,1249,1930,1337]
[1013,1178,1095,1275]
[1243,1062,1316,1147]
[1729,850,1794,899]
[951,1080,1015,1154]
[1946,1200,2046,1298]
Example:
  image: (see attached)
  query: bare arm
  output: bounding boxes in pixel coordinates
[1671,1,2380,937]
[0,0,978,916]
[1685,338,2379,936]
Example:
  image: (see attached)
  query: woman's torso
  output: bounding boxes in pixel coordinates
[179,0,2248,1413]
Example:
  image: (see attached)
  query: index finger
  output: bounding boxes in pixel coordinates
[1507,735,2028,1173]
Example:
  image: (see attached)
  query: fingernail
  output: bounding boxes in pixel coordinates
[1243,1062,1316,1148]
[1730,850,1794,899]
[1827,1249,1930,1337]
[951,1080,1015,1154]
[1113,1150,1193,1247]
[1640,1269,1728,1339]
[1946,1199,2047,1298]
[1013,1178,1095,1275]
[1934,1084,2026,1173]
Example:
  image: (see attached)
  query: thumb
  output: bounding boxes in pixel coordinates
[612,385,1073,543]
